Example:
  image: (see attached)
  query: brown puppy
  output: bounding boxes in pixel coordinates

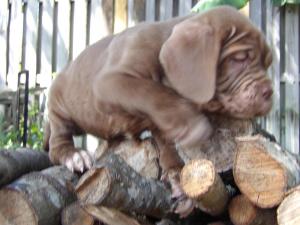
[45,6,273,216]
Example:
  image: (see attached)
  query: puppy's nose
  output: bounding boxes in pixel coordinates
[262,87,273,100]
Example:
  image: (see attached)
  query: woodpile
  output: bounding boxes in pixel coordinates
[0,115,299,225]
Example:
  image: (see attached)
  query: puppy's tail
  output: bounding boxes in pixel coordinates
[43,121,51,152]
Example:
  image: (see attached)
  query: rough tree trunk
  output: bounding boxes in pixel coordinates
[228,195,277,225]
[277,185,300,225]
[76,153,174,218]
[180,159,229,216]
[0,166,78,225]
[233,135,300,208]
[0,148,52,187]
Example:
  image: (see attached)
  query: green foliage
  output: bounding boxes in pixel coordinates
[0,102,44,150]
[0,118,19,149]
[272,0,300,6]
[191,0,249,13]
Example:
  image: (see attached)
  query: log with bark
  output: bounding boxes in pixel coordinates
[0,148,52,187]
[178,114,256,173]
[233,135,300,208]
[95,138,159,179]
[277,185,300,225]
[228,194,277,225]
[0,166,78,225]
[84,205,143,225]
[76,153,174,218]
[180,159,229,216]
[62,202,95,225]
[95,114,256,175]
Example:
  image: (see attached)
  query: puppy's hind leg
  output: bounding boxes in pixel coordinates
[48,114,92,173]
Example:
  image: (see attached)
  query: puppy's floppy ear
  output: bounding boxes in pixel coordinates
[160,20,221,104]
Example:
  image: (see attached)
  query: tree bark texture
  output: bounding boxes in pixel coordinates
[0,148,52,187]
[76,153,174,218]
[0,166,78,225]
[95,138,159,179]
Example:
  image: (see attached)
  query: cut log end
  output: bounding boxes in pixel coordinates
[229,195,257,225]
[229,194,277,225]
[234,137,287,208]
[277,187,300,225]
[76,168,110,205]
[180,159,229,216]
[0,189,36,225]
[181,159,215,199]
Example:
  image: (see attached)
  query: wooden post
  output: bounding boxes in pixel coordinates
[229,195,277,225]
[7,0,23,89]
[283,4,299,154]
[0,1,8,86]
[56,0,70,72]
[127,0,145,27]
[265,0,281,141]
[39,0,54,87]
[114,0,127,34]
[233,135,300,208]
[180,159,229,216]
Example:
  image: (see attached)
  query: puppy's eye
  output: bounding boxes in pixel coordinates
[232,52,248,62]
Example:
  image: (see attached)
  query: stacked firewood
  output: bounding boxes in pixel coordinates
[0,114,299,225]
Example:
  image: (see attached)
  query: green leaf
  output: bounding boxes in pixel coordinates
[192,0,249,13]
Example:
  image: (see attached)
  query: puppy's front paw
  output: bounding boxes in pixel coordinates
[163,169,195,218]
[63,150,93,173]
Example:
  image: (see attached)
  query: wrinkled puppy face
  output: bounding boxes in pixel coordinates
[215,30,273,118]
[160,6,273,119]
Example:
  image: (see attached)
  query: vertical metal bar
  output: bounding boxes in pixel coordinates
[16,72,21,135]
[17,70,29,147]
[23,70,29,147]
